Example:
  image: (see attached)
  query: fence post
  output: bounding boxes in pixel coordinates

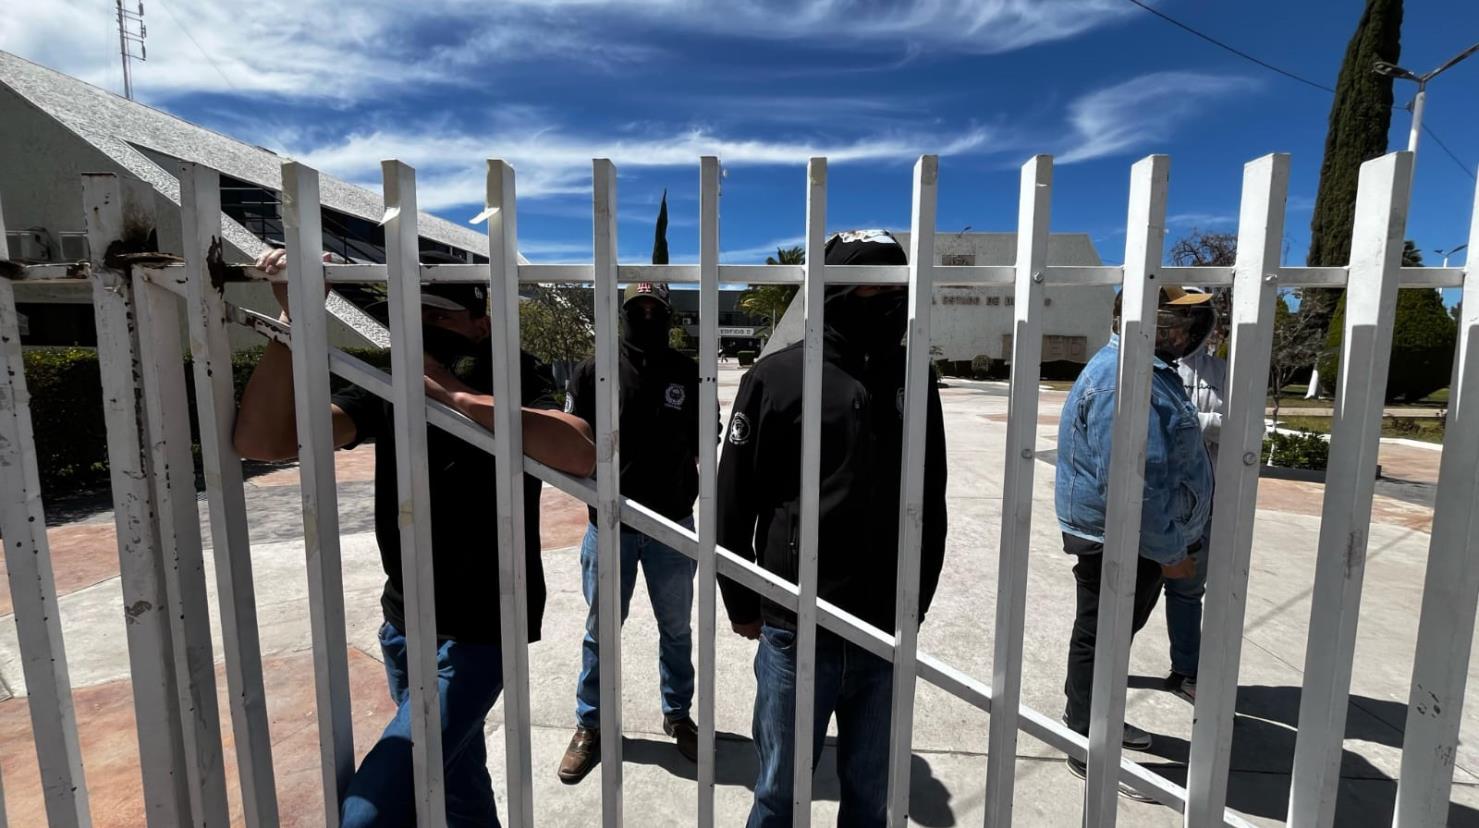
[382,160,447,827]
[177,161,279,828]
[1184,153,1289,827]
[1288,151,1412,828]
[0,198,92,828]
[591,157,625,828]
[696,155,721,828]
[280,160,358,825]
[984,154,1053,828]
[792,157,828,828]
[82,173,194,827]
[1084,154,1171,827]
[1394,166,1479,827]
[485,159,536,827]
[885,154,938,826]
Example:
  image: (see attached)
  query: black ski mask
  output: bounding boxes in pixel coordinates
[623,302,672,351]
[826,287,909,355]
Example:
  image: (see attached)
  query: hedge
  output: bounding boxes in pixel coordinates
[22,344,391,499]
[1318,288,1456,402]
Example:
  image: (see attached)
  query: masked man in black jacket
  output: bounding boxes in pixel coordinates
[717,230,948,828]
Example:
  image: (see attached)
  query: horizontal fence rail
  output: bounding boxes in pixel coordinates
[0,147,1474,828]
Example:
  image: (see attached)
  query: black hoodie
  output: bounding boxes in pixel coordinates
[715,327,948,633]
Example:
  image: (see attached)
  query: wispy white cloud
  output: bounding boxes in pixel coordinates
[1167,211,1236,228]
[284,122,995,210]
[1,0,1136,101]
[1057,72,1260,164]
[721,236,806,264]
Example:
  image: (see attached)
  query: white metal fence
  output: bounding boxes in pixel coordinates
[0,147,1476,828]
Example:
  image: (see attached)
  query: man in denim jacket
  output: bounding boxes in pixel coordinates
[1054,286,1214,795]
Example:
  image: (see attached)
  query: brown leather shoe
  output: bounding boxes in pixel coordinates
[558,726,600,785]
[664,714,699,762]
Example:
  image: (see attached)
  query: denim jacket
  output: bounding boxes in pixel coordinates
[1054,335,1213,565]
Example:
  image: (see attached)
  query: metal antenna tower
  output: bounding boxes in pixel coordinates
[116,0,147,100]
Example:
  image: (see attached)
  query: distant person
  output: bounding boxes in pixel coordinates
[1054,286,1213,799]
[234,247,595,827]
[717,230,948,827]
[557,282,704,784]
[1165,289,1222,702]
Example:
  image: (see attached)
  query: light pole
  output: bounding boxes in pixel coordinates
[1375,41,1479,155]
[1435,244,1468,268]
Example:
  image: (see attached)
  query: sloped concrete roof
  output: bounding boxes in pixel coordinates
[0,50,490,259]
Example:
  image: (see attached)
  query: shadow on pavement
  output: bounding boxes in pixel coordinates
[624,733,957,826]
[1125,682,1479,827]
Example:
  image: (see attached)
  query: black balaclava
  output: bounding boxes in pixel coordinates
[823,230,910,355]
[623,300,672,351]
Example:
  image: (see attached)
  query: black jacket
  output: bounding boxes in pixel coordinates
[716,328,948,633]
[567,341,703,522]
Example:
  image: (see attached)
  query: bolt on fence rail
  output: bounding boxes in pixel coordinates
[0,148,1475,828]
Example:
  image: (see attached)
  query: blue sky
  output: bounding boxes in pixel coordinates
[4,1,1476,293]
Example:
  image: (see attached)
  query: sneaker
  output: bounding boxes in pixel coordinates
[1065,756,1157,803]
[1062,714,1154,752]
[663,714,699,762]
[557,726,600,785]
[1166,671,1197,703]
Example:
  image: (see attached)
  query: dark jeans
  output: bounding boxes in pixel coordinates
[341,621,505,828]
[748,626,893,828]
[1063,536,1165,734]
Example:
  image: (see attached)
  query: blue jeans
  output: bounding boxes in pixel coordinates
[1164,528,1211,677]
[576,520,697,729]
[341,621,504,828]
[748,626,893,828]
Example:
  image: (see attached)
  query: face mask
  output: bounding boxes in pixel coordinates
[828,290,909,354]
[422,323,479,368]
[623,305,671,350]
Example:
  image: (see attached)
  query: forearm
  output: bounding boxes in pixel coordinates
[440,388,595,477]
[234,339,300,460]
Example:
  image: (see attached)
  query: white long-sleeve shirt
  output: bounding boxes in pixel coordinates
[1178,345,1227,465]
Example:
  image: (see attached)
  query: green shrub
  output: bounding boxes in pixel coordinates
[22,344,392,499]
[1262,430,1330,470]
[1319,288,1456,402]
[970,355,995,379]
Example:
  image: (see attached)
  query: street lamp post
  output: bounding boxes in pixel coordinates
[1435,244,1468,269]
[1375,41,1479,156]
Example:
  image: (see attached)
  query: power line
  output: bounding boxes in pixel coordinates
[1121,0,1474,179]
[1122,0,1334,93]
[152,0,242,94]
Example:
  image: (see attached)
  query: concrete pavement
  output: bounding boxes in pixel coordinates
[1,364,1476,826]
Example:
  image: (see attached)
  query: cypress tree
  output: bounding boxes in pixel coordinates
[1303,0,1404,341]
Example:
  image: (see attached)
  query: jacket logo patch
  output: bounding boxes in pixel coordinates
[665,383,686,410]
[728,412,751,445]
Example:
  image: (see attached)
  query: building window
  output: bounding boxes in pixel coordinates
[986,296,1000,306]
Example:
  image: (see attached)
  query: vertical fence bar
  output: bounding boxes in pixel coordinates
[792,157,827,828]
[280,160,357,825]
[984,154,1053,828]
[383,160,447,827]
[177,161,279,828]
[1184,153,1289,827]
[1287,151,1412,828]
[83,173,193,828]
[885,154,938,826]
[485,159,536,827]
[135,276,231,827]
[1395,167,1479,827]
[1084,154,1171,827]
[592,157,625,828]
[696,156,721,827]
[0,208,91,828]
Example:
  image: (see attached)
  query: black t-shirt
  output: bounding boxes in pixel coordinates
[566,341,704,523]
[331,351,556,644]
